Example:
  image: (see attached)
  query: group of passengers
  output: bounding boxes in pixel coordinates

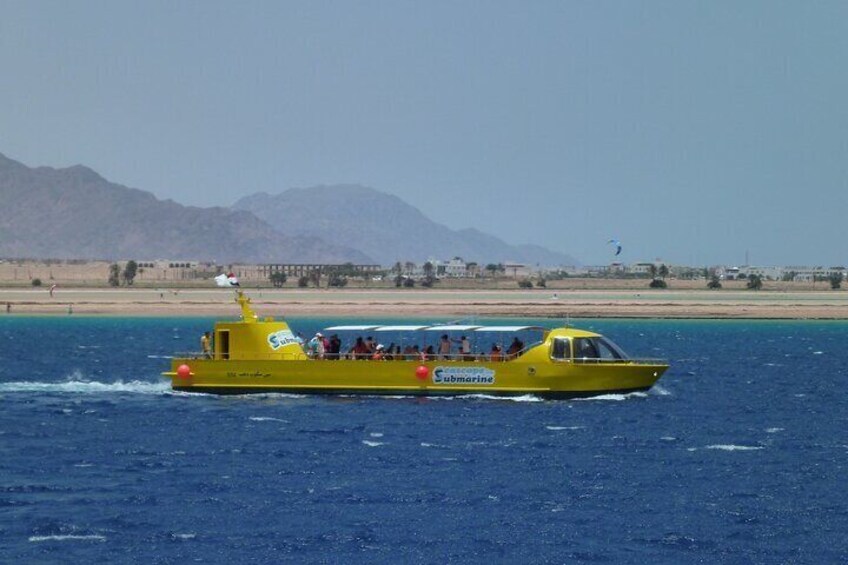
[305,332,342,360]
[306,332,524,361]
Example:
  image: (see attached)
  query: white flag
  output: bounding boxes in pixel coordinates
[215,273,240,287]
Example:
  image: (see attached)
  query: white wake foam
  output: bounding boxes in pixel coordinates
[29,534,106,543]
[0,379,171,395]
[248,417,288,423]
[574,391,648,402]
[456,394,543,403]
[704,444,764,451]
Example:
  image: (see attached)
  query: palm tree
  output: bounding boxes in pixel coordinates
[123,260,138,285]
[648,263,667,288]
[422,262,436,287]
[108,263,121,287]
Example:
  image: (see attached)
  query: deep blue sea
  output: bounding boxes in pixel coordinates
[1,316,846,563]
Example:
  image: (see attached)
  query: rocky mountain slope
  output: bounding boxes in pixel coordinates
[0,153,371,263]
[233,185,578,266]
[0,153,577,266]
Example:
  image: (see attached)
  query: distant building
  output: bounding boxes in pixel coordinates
[629,263,656,276]
[443,257,468,278]
[738,266,783,281]
[259,263,381,279]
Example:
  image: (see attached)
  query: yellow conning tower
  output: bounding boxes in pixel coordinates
[211,292,306,361]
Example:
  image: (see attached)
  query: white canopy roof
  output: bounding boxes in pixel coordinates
[322,324,546,333]
[473,326,544,332]
[423,325,482,332]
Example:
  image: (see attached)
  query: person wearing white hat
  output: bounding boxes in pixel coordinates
[308,332,325,360]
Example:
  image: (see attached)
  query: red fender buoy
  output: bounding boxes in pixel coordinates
[177,364,192,379]
[415,365,428,380]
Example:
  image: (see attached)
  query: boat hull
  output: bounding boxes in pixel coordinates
[166,358,667,399]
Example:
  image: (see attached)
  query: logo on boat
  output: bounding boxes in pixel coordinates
[432,366,495,385]
[267,329,298,350]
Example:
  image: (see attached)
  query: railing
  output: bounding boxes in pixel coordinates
[173,350,529,362]
[565,357,668,365]
[173,350,667,365]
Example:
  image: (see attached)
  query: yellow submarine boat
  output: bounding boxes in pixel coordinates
[163,293,668,399]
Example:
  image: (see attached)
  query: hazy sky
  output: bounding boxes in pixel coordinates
[2,1,846,266]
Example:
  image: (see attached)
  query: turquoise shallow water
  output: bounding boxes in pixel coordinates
[1,316,846,563]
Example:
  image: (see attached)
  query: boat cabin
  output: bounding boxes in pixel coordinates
[547,331,630,362]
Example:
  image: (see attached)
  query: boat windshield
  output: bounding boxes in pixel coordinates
[572,337,629,361]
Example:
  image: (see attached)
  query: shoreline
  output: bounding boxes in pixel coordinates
[2,288,848,319]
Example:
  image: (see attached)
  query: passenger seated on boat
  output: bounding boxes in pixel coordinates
[490,344,503,361]
[365,336,376,354]
[383,342,396,360]
[507,337,524,358]
[352,337,370,360]
[372,344,385,360]
[327,334,341,360]
[420,345,434,361]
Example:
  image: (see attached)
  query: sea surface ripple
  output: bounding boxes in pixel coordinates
[1,316,846,563]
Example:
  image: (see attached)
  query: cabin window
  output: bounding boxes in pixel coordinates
[596,337,626,360]
[573,337,627,362]
[573,338,600,360]
[551,338,570,360]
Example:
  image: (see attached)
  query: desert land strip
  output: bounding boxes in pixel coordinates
[2,288,848,319]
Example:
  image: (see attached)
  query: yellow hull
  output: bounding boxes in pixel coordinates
[163,292,669,399]
[165,357,667,399]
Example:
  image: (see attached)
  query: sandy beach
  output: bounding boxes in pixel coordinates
[2,287,848,319]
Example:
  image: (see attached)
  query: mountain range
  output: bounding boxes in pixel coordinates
[0,153,577,266]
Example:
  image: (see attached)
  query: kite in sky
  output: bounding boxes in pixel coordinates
[608,239,622,256]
